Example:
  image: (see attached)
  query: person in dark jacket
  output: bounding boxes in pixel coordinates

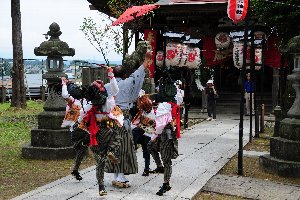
[205,80,217,121]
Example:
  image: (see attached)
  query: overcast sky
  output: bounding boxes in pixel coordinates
[0,0,128,61]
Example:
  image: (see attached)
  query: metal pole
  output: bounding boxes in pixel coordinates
[249,29,255,142]
[75,63,77,84]
[184,80,189,129]
[254,54,259,137]
[1,58,4,103]
[1,58,3,83]
[238,2,250,176]
[260,104,265,133]
[258,39,265,137]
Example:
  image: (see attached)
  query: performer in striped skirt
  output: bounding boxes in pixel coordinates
[148,76,181,196]
[104,51,152,188]
[105,120,138,183]
[148,102,179,196]
[82,67,124,196]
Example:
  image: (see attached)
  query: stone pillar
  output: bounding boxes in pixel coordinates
[260,35,300,177]
[273,106,282,137]
[272,68,279,111]
[22,22,76,160]
[81,66,108,87]
[143,69,155,94]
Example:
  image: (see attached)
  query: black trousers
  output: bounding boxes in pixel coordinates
[148,124,178,182]
[132,127,151,170]
[207,100,216,119]
[71,128,89,171]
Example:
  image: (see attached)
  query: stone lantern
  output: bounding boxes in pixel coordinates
[287,36,300,118]
[260,35,300,177]
[22,22,75,160]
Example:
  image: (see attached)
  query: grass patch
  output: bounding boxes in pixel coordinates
[219,156,300,186]
[0,100,95,200]
[243,127,273,152]
[219,126,300,186]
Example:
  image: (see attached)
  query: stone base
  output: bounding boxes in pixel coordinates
[259,154,300,177]
[22,143,75,160]
[31,128,72,147]
[270,137,300,161]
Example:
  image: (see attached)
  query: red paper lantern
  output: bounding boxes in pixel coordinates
[227,0,249,24]
[156,51,164,68]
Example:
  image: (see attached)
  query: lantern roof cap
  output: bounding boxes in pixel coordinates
[287,35,300,54]
[34,22,75,57]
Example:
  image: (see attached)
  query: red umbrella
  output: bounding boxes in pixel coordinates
[112,4,160,26]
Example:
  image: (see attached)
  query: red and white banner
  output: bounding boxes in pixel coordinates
[144,29,157,78]
[227,0,249,24]
[164,42,201,69]
[186,47,201,69]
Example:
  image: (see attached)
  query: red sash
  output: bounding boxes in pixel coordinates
[84,106,109,146]
[168,102,181,139]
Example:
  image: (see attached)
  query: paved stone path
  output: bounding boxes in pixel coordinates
[203,174,300,200]
[13,114,251,200]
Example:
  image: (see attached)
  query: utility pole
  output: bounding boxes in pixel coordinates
[238,0,250,176]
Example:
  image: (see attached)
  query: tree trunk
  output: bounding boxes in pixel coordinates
[11,0,26,108]
[122,27,129,61]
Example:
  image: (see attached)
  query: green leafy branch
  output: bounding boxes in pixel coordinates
[80,14,126,66]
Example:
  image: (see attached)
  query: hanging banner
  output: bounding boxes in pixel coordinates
[202,37,232,68]
[179,44,188,67]
[164,42,201,69]
[264,36,282,68]
[186,47,201,69]
[233,42,262,70]
[202,36,282,69]
[156,51,164,68]
[165,42,181,67]
[215,32,231,49]
[227,0,249,24]
[144,29,157,78]
[255,48,262,70]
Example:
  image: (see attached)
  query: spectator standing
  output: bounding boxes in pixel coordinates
[205,80,217,121]
[244,73,255,115]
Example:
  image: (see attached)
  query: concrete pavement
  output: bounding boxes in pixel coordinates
[203,174,300,200]
[13,112,251,200]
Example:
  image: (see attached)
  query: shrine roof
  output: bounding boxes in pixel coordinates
[87,0,227,18]
[157,0,227,5]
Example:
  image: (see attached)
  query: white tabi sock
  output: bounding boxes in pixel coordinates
[114,173,118,181]
[117,173,129,182]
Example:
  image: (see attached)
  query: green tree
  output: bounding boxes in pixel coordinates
[252,0,300,44]
[251,0,300,110]
[81,1,155,63]
[80,15,127,66]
